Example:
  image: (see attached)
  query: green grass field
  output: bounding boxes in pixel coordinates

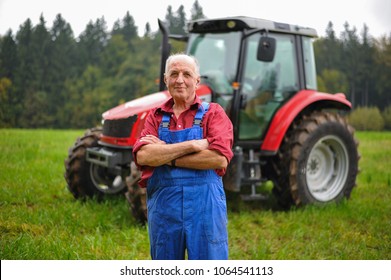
[1,129,390,260]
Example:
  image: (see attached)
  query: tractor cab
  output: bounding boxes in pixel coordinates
[172,17,318,143]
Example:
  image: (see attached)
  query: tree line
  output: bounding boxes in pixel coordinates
[315,22,391,111]
[0,1,390,129]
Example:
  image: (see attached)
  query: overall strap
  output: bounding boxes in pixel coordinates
[193,102,210,127]
[160,102,210,129]
[160,112,171,128]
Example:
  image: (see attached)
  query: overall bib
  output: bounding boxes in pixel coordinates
[147,102,228,260]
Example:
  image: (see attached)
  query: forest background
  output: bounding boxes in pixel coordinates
[1,0,390,130]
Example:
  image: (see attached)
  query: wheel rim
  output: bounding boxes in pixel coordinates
[89,163,125,194]
[305,135,349,201]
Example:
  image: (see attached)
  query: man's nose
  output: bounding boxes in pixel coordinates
[176,72,184,83]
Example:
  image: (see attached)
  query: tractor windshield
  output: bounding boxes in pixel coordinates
[187,32,241,101]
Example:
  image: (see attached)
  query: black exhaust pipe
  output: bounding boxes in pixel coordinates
[158,19,171,91]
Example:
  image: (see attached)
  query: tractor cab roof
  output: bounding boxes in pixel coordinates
[187,16,318,38]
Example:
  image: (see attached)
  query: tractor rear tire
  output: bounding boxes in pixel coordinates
[125,162,147,224]
[64,127,126,199]
[272,111,359,208]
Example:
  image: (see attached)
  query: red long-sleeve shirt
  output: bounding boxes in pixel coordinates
[133,96,234,188]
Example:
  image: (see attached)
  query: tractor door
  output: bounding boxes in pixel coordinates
[238,33,299,140]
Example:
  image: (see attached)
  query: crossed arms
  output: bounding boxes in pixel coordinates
[136,134,228,170]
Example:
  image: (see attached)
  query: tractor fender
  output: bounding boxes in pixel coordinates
[261,90,351,154]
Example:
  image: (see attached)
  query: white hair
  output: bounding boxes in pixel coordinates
[165,53,200,76]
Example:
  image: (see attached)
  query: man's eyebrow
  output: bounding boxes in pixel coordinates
[168,69,194,75]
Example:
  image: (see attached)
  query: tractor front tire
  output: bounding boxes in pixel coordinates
[272,111,359,207]
[64,127,126,199]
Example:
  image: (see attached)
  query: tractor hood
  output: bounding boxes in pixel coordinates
[101,85,213,120]
[102,91,171,120]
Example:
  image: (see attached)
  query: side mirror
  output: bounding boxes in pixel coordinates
[257,36,276,62]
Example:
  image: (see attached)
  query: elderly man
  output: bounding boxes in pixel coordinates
[133,53,233,260]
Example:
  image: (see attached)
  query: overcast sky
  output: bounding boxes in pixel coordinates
[0,0,390,39]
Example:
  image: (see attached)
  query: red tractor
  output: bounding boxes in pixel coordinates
[64,17,359,222]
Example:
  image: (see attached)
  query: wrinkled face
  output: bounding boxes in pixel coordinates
[164,59,200,103]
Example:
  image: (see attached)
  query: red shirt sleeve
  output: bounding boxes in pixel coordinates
[132,108,161,188]
[202,103,234,176]
[132,108,160,161]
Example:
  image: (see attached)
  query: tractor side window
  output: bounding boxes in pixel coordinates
[239,33,298,140]
[302,37,317,90]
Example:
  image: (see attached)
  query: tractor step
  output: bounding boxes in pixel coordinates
[241,177,263,184]
[240,193,269,201]
[243,159,260,165]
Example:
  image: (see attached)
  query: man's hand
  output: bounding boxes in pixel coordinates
[139,135,166,145]
[190,139,209,152]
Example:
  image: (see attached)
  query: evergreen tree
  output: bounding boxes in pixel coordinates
[14,18,35,127]
[314,22,344,75]
[121,12,138,45]
[111,12,138,49]
[18,15,54,127]
[340,22,361,107]
[165,5,186,35]
[176,5,187,35]
[360,24,375,106]
[0,30,18,79]
[191,0,205,20]
[47,14,78,127]
[31,15,51,92]
[144,22,152,38]
[0,31,17,127]
[165,5,175,30]
[78,17,108,68]
[15,18,35,91]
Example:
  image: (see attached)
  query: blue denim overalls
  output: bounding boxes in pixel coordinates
[146,102,228,260]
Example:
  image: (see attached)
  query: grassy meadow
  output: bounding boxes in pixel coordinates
[0,129,390,260]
